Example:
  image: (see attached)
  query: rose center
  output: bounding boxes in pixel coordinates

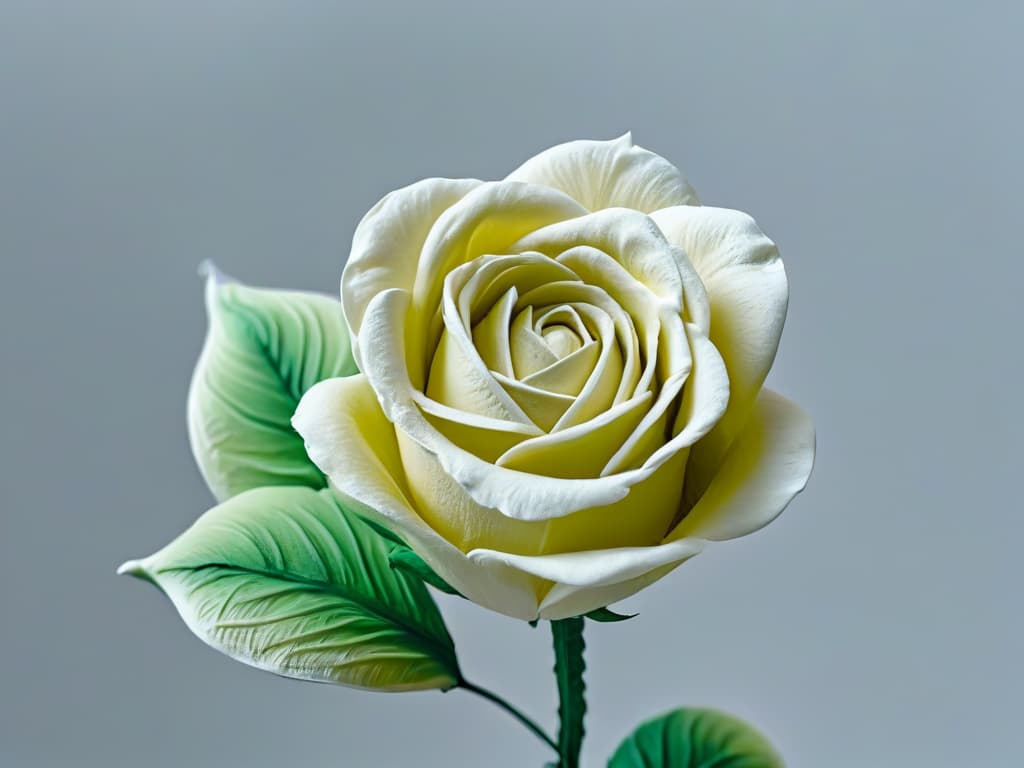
[541,324,582,359]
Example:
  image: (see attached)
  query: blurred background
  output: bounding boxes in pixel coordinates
[1,1,1020,766]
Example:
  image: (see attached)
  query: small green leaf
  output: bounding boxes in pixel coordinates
[118,486,459,692]
[389,549,461,595]
[584,607,637,623]
[188,264,358,501]
[608,708,784,768]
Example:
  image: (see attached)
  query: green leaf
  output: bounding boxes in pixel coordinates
[389,549,461,595]
[552,617,587,768]
[584,607,637,623]
[608,708,784,768]
[118,486,459,692]
[188,264,358,501]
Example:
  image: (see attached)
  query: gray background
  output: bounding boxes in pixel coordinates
[1,1,1020,766]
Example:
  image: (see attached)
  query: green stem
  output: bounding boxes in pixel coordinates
[459,679,559,754]
[551,617,587,768]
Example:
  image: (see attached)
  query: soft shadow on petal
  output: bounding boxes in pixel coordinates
[506,133,699,213]
[607,322,729,477]
[427,328,536,425]
[600,310,692,475]
[668,389,815,542]
[292,374,543,620]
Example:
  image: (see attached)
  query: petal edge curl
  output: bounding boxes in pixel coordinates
[343,177,482,367]
[506,133,699,213]
[669,388,815,542]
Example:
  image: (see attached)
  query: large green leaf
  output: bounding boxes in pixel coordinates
[188,264,358,501]
[118,486,460,692]
[608,708,784,768]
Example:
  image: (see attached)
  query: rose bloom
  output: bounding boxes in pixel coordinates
[294,136,815,620]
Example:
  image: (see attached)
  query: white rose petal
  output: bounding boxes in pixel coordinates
[650,205,789,502]
[667,388,816,542]
[344,177,481,366]
[506,133,699,213]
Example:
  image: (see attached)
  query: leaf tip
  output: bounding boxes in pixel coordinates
[197,259,231,285]
[116,559,141,576]
[198,260,239,309]
[117,559,156,586]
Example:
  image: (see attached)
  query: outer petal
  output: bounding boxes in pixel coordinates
[669,389,815,542]
[650,206,789,500]
[506,133,699,213]
[538,563,680,620]
[292,374,542,620]
[342,177,481,365]
[469,537,705,620]
[469,538,704,589]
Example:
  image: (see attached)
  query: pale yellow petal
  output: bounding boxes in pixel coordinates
[520,341,600,397]
[492,370,574,432]
[509,305,558,377]
[471,286,517,377]
[516,282,636,420]
[413,390,541,463]
[670,389,815,542]
[496,392,653,478]
[426,328,533,423]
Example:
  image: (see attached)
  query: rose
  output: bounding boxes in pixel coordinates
[293,135,815,621]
